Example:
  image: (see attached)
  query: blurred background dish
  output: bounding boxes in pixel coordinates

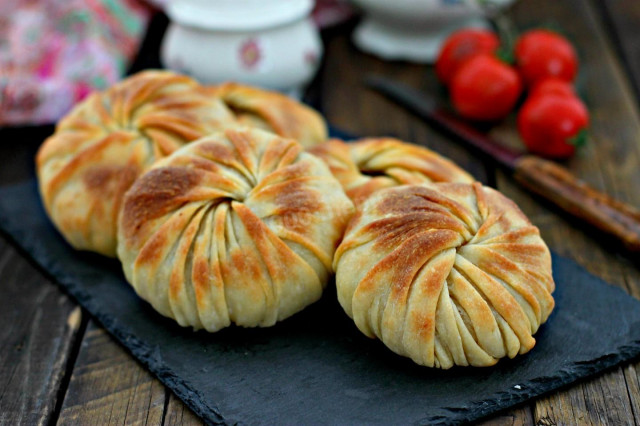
[161,0,323,98]
[350,0,516,63]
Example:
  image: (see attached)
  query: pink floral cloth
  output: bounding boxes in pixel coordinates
[0,0,151,126]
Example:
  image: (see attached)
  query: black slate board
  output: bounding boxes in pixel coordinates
[1,179,640,425]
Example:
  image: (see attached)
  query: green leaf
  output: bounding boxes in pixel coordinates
[495,47,515,65]
[567,128,588,147]
[488,12,518,65]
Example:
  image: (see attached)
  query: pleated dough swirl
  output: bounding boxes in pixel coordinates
[208,82,328,148]
[334,183,555,368]
[36,70,236,256]
[309,138,475,206]
[117,127,354,331]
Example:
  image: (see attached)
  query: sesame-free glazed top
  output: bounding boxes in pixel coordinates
[208,82,328,148]
[36,70,236,256]
[334,182,555,369]
[308,138,475,206]
[117,127,353,331]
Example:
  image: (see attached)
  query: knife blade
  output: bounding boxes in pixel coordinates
[366,75,640,252]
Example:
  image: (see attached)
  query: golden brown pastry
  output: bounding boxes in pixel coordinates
[36,70,237,257]
[209,82,327,148]
[117,127,354,331]
[334,183,555,368]
[308,138,475,206]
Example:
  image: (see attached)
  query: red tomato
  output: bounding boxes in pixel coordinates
[436,29,500,85]
[515,29,578,86]
[450,54,522,121]
[529,78,575,99]
[518,93,589,159]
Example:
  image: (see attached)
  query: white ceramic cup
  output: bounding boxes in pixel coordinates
[161,0,323,97]
[351,0,516,63]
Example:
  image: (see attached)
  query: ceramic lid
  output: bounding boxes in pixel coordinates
[167,0,314,31]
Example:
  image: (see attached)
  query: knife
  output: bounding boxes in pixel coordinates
[366,75,640,252]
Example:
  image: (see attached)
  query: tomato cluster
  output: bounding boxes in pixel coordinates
[436,28,589,159]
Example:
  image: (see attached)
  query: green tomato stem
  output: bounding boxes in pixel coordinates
[567,128,589,147]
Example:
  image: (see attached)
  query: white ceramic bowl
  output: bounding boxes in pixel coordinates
[351,0,516,63]
[161,0,323,97]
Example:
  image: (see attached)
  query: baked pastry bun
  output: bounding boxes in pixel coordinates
[308,138,474,206]
[36,70,236,256]
[117,127,353,331]
[209,82,327,148]
[334,183,555,368]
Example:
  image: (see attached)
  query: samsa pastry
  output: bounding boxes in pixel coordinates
[117,127,353,331]
[334,183,555,368]
[308,138,474,206]
[209,82,327,148]
[36,70,236,256]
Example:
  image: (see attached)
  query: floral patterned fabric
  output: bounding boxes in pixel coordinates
[0,0,151,126]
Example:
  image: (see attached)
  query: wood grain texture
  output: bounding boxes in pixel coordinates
[496,0,640,424]
[476,405,534,426]
[57,321,166,425]
[2,0,640,422]
[164,394,204,426]
[623,363,640,422]
[534,367,636,425]
[597,0,640,106]
[0,238,84,426]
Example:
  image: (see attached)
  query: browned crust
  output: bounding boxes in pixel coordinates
[36,70,237,256]
[120,166,202,244]
[208,82,328,148]
[117,127,353,331]
[308,138,475,207]
[334,182,555,368]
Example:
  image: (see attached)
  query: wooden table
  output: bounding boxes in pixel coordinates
[2,0,640,424]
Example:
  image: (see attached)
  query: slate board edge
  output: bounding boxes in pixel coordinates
[3,193,640,425]
[0,179,640,424]
[447,342,640,425]
[5,217,640,426]
[0,210,225,425]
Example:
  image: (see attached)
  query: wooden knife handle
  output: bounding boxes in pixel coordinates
[514,155,640,251]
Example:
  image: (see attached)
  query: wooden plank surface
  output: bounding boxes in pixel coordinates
[597,0,640,106]
[477,405,534,426]
[57,321,166,425]
[56,318,204,425]
[0,238,84,425]
[497,0,640,424]
[164,395,204,426]
[1,0,640,423]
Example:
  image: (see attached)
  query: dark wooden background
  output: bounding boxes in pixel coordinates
[2,0,640,424]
